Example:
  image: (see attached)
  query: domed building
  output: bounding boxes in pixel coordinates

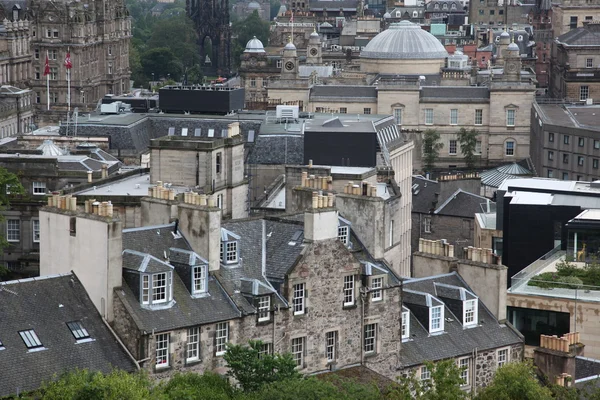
[238,36,280,105]
[360,21,449,74]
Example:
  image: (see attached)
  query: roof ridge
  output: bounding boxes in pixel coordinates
[0,272,73,286]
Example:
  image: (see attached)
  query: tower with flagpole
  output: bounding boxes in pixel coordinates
[43,50,50,111]
[64,48,72,114]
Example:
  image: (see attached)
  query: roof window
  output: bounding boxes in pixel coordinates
[67,321,91,341]
[19,329,43,350]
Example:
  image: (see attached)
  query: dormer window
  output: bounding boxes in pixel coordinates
[434,3,439,9]
[429,305,444,333]
[192,265,207,295]
[401,308,410,340]
[141,271,173,305]
[464,299,478,326]
[221,229,240,265]
[338,216,351,247]
[258,295,271,322]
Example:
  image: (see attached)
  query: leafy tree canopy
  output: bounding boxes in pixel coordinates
[422,129,443,172]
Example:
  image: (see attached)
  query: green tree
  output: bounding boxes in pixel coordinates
[389,360,467,400]
[146,14,200,70]
[155,372,234,400]
[224,340,300,392]
[476,361,553,400]
[246,377,383,400]
[422,129,443,171]
[0,166,24,280]
[456,128,479,169]
[141,47,182,80]
[33,369,152,400]
[231,11,270,67]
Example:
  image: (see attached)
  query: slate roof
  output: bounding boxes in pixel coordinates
[399,273,523,368]
[122,223,192,260]
[57,157,107,172]
[246,134,304,165]
[310,86,377,101]
[557,24,600,46]
[420,87,490,103]
[576,356,600,380]
[434,189,491,218]
[412,175,440,214]
[481,162,533,188]
[0,274,137,397]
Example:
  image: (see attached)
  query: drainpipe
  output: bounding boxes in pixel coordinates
[101,317,140,370]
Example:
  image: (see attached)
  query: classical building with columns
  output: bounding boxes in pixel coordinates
[28,0,132,124]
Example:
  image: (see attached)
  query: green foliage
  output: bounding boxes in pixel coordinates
[0,166,24,281]
[224,340,300,392]
[456,128,479,169]
[528,257,600,289]
[269,0,281,19]
[390,360,467,400]
[476,361,553,400]
[34,369,152,400]
[244,377,383,400]
[231,11,270,68]
[155,372,234,400]
[422,129,443,171]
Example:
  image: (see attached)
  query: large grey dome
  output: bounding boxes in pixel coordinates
[244,36,265,53]
[361,21,448,60]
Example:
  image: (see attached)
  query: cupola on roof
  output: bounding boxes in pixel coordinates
[247,1,261,9]
[244,36,265,53]
[361,21,448,60]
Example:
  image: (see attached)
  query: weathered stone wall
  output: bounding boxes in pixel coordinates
[336,193,385,259]
[112,294,142,359]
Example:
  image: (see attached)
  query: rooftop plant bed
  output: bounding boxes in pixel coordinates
[528,258,600,290]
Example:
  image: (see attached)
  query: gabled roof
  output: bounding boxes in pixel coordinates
[122,250,173,273]
[481,162,533,188]
[0,274,137,397]
[123,223,192,260]
[399,273,523,368]
[557,24,600,47]
[434,189,491,218]
[412,175,440,214]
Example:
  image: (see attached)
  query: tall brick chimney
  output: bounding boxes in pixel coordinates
[534,332,584,387]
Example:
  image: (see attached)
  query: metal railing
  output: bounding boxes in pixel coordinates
[510,244,564,290]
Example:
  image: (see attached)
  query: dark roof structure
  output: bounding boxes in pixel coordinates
[481,162,533,189]
[399,273,523,368]
[557,23,600,46]
[412,175,441,214]
[434,189,491,218]
[420,87,490,103]
[310,85,377,101]
[246,134,304,165]
[0,274,137,397]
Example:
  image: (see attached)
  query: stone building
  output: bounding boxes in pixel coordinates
[269,21,536,170]
[149,123,248,220]
[39,192,404,379]
[238,37,280,105]
[232,0,270,21]
[0,5,32,90]
[531,102,600,181]
[549,22,600,102]
[552,0,600,37]
[28,0,132,124]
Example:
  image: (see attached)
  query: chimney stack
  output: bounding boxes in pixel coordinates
[304,192,338,242]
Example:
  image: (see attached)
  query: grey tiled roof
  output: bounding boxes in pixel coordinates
[412,175,440,214]
[246,134,304,165]
[420,87,490,102]
[399,273,523,368]
[0,274,137,397]
[122,250,173,273]
[434,189,491,218]
[116,274,241,333]
[557,25,600,46]
[122,223,192,260]
[576,356,600,380]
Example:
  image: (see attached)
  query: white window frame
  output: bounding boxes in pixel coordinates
[292,337,305,367]
[225,241,237,263]
[425,108,434,125]
[505,140,515,156]
[586,58,593,68]
[424,216,432,233]
[475,109,483,125]
[6,219,20,242]
[475,140,482,154]
[192,265,207,295]
[450,109,458,125]
[420,365,431,381]
[393,108,402,124]
[580,85,589,101]
[258,295,271,322]
[32,181,46,195]
[463,299,478,326]
[401,310,410,339]
[187,327,200,362]
[156,333,169,368]
[259,342,273,357]
[429,305,444,333]
[364,323,377,354]
[32,219,40,243]
[215,322,229,356]
[458,357,470,385]
[343,275,355,306]
[371,276,383,301]
[19,329,43,349]
[142,275,149,304]
[326,331,337,362]
[506,109,516,127]
[449,139,457,155]
[152,272,168,304]
[338,225,349,245]
[363,107,371,115]
[497,347,509,368]
[293,283,305,315]
[579,156,585,166]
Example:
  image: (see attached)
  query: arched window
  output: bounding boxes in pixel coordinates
[434,3,439,9]
[451,3,457,9]
[442,3,448,10]
[413,10,418,17]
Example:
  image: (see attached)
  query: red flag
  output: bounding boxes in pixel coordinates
[43,53,50,76]
[64,51,72,70]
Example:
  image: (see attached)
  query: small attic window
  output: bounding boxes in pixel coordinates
[192,264,208,295]
[464,298,478,326]
[221,241,238,263]
[338,225,349,245]
[401,308,410,340]
[429,305,444,333]
[19,329,43,350]
[141,271,173,306]
[67,321,90,341]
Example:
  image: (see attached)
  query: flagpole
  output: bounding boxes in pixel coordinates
[67,47,71,114]
[46,50,50,111]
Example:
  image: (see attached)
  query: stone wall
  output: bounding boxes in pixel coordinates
[112,294,143,359]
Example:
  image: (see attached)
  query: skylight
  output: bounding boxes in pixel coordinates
[0,337,4,350]
[19,329,43,349]
[67,321,90,340]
